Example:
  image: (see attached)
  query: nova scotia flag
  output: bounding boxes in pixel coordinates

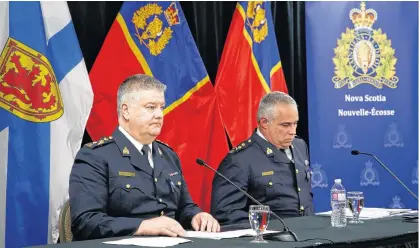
[0,2,93,247]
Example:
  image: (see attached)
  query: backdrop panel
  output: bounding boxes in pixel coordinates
[306,1,418,212]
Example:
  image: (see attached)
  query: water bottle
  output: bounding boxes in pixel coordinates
[330,179,347,227]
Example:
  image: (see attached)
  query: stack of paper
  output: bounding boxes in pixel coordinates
[102,229,282,246]
[102,237,192,247]
[185,229,280,240]
[316,208,418,220]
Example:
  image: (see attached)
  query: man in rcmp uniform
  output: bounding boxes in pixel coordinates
[211,92,314,225]
[69,74,219,240]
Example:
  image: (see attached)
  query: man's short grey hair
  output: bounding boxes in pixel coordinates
[117,74,167,117]
[257,91,298,122]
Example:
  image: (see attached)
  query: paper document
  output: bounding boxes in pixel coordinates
[316,207,418,220]
[185,229,280,240]
[103,237,192,247]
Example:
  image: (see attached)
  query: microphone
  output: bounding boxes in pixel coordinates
[351,150,418,200]
[196,158,298,242]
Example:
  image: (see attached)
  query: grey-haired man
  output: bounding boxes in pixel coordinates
[211,91,314,225]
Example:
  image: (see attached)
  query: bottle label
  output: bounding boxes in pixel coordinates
[332,193,346,201]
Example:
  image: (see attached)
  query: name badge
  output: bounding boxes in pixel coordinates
[262,171,274,176]
[119,171,135,177]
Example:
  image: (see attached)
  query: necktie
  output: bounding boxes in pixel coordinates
[281,148,294,163]
[141,145,153,169]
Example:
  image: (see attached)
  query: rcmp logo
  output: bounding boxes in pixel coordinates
[333,124,352,149]
[0,38,63,122]
[311,162,328,188]
[332,2,398,89]
[245,1,268,43]
[412,161,418,185]
[360,160,380,186]
[132,2,180,56]
[389,195,405,209]
[384,123,404,148]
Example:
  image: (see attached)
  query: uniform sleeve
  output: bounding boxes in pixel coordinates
[69,148,143,240]
[175,176,202,228]
[210,154,250,225]
[172,156,202,228]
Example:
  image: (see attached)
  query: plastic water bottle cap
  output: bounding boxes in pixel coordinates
[334,179,342,184]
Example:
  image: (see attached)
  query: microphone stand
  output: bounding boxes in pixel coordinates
[196,158,298,242]
[351,150,419,200]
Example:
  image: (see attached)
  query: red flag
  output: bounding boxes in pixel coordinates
[87,2,228,211]
[215,2,288,147]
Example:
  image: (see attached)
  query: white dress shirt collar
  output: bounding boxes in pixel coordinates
[256,128,268,141]
[118,126,152,156]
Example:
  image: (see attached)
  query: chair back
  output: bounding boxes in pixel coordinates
[58,199,73,243]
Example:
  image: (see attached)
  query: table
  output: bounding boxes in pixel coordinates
[33,216,418,248]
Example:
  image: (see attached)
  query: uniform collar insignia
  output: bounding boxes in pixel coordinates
[266,147,273,155]
[122,147,130,155]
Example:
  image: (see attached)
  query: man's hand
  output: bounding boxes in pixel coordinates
[134,216,185,237]
[191,212,220,232]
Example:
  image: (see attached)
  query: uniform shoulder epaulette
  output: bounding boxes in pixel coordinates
[84,136,114,149]
[294,135,307,142]
[156,140,180,161]
[229,138,254,154]
[156,139,174,151]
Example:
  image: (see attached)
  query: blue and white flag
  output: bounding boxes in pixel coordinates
[306,1,418,212]
[0,2,93,247]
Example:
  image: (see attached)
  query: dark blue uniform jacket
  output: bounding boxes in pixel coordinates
[69,128,201,240]
[211,131,314,225]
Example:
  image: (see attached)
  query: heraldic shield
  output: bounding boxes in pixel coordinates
[0,38,63,122]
